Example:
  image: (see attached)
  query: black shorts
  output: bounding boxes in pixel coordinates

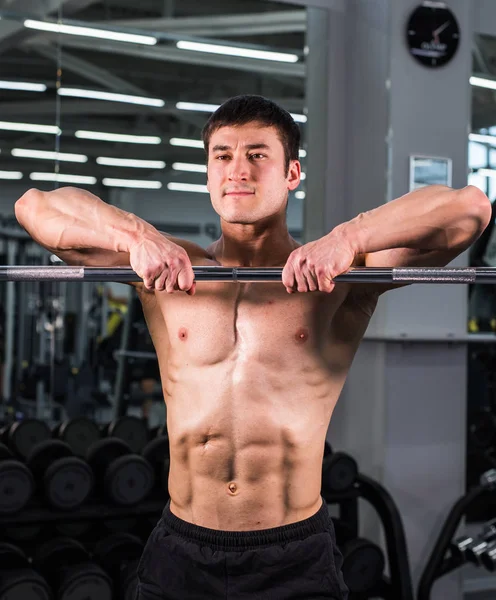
[135,498,349,600]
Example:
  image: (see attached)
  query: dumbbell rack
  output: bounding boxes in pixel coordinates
[417,471,496,600]
[325,473,414,600]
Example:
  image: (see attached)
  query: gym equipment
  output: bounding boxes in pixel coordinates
[142,434,170,495]
[0,442,34,514]
[53,418,101,458]
[322,442,358,494]
[86,438,154,505]
[418,469,496,600]
[94,532,144,600]
[0,541,51,600]
[341,537,385,594]
[33,537,112,600]
[4,264,496,283]
[26,440,94,510]
[103,415,149,453]
[1,418,51,459]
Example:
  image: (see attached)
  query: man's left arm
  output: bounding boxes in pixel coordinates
[282,185,492,294]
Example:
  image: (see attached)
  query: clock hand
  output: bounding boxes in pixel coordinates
[433,21,450,37]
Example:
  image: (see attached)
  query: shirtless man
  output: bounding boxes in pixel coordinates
[15,95,491,599]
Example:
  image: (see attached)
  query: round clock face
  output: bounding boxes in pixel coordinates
[406,2,460,68]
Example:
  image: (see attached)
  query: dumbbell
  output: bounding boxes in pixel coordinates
[0,541,51,600]
[321,442,358,494]
[94,532,144,600]
[26,440,94,510]
[464,519,496,565]
[87,438,154,505]
[1,418,51,459]
[53,417,101,458]
[340,537,385,594]
[0,442,34,514]
[103,416,149,453]
[142,434,170,497]
[33,537,112,600]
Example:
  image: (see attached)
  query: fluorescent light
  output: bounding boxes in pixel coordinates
[469,133,496,145]
[169,137,203,149]
[299,149,307,158]
[0,80,46,92]
[0,170,23,180]
[29,172,97,184]
[75,130,161,144]
[12,148,88,163]
[470,76,496,90]
[167,182,209,194]
[24,19,157,45]
[300,172,306,180]
[58,88,164,107]
[0,121,60,134]
[477,168,496,178]
[97,157,165,169]
[295,191,306,199]
[176,101,219,113]
[291,113,307,123]
[172,162,207,173]
[177,40,298,63]
[102,178,162,189]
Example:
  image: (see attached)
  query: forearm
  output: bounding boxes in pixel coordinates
[15,186,157,254]
[339,185,492,256]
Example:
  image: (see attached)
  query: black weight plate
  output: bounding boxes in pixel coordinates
[5,524,43,542]
[0,569,51,600]
[107,416,149,453]
[142,436,169,465]
[34,537,88,572]
[55,521,92,537]
[27,439,73,475]
[324,452,358,493]
[0,460,34,513]
[59,564,112,600]
[0,442,12,461]
[44,457,93,510]
[105,455,154,505]
[57,418,101,458]
[341,538,385,593]
[0,541,28,569]
[8,419,51,459]
[104,518,139,533]
[94,532,143,568]
[86,437,130,466]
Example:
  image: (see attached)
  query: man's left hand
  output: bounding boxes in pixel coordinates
[282,231,356,293]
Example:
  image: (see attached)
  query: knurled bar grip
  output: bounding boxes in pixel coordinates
[0,265,493,283]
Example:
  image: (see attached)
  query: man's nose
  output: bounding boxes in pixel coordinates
[228,156,249,180]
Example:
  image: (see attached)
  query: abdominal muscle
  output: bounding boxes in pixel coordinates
[164,352,341,531]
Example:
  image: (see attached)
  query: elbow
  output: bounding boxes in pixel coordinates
[15,188,43,226]
[460,185,493,243]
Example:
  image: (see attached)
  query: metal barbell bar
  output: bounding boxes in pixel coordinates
[0,265,494,283]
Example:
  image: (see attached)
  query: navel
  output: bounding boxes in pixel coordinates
[178,327,188,341]
[228,482,239,495]
[295,327,309,343]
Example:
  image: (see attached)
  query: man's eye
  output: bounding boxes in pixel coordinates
[250,154,265,160]
[216,155,229,160]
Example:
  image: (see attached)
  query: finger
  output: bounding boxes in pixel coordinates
[282,263,296,293]
[186,281,196,296]
[302,265,318,292]
[293,264,308,293]
[316,267,334,293]
[165,268,177,293]
[154,268,169,291]
[177,265,195,294]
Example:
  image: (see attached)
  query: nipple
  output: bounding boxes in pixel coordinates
[228,482,238,495]
[178,327,188,341]
[295,328,309,343]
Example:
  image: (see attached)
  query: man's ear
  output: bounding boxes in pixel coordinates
[287,160,301,191]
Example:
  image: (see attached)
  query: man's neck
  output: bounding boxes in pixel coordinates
[213,222,298,267]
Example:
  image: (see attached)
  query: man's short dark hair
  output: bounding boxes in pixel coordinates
[201,95,301,174]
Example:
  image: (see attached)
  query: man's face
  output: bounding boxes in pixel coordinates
[206,122,301,225]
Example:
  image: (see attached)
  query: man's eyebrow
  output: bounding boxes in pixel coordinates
[211,143,271,152]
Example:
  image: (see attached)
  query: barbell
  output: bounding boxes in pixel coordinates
[0,265,495,283]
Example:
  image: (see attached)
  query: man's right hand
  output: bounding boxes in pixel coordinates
[129,234,196,294]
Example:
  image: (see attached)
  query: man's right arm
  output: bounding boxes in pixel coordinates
[15,186,200,293]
